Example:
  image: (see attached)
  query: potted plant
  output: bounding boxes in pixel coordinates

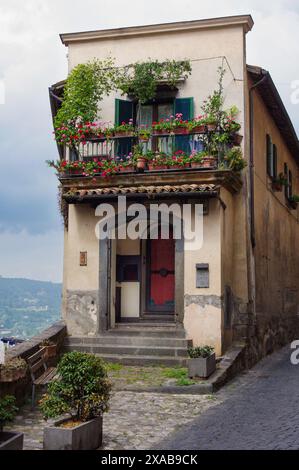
[132,144,147,171]
[167,151,190,169]
[117,155,135,173]
[0,357,27,382]
[189,150,206,168]
[0,395,23,450]
[221,106,242,144]
[39,340,57,360]
[188,346,216,379]
[114,119,134,137]
[288,195,299,210]
[147,154,169,171]
[224,147,246,172]
[188,116,206,134]
[40,352,111,450]
[171,113,189,134]
[272,172,288,192]
[204,115,218,132]
[152,119,172,135]
[202,155,218,168]
[138,126,151,142]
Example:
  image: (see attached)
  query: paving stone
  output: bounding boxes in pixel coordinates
[157,344,299,450]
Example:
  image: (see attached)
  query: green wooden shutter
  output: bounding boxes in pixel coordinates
[272,144,277,179]
[115,99,134,159]
[174,97,194,154]
[288,170,293,199]
[266,134,273,177]
[284,163,289,199]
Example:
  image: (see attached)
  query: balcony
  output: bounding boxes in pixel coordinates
[52,126,244,200]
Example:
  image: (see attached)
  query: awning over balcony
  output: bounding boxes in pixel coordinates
[63,183,219,201]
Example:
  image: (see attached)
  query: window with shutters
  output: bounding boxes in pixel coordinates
[266,134,277,179]
[283,163,293,201]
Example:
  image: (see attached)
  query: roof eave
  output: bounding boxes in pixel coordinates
[248,65,299,164]
[60,14,254,46]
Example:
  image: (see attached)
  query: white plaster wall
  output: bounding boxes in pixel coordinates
[184,199,223,356]
[67,26,246,134]
[64,204,99,291]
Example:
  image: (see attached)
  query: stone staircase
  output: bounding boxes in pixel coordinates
[63,323,191,366]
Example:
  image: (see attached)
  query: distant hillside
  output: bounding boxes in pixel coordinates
[0,277,62,340]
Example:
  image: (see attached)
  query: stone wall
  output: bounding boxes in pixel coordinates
[1,322,66,405]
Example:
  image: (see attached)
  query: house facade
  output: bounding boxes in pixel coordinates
[50,15,299,366]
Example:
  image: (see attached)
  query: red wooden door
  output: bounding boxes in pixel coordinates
[147,232,175,313]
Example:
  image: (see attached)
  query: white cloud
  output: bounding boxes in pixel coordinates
[0,0,298,281]
[0,229,63,282]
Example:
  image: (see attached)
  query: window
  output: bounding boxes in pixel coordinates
[266,134,277,178]
[272,144,278,179]
[288,169,293,199]
[284,163,293,201]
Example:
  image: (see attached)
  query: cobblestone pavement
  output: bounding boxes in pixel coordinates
[157,344,299,450]
[6,392,220,450]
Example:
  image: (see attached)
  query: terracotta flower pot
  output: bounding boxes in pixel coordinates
[191,125,206,134]
[139,136,150,142]
[148,164,168,171]
[136,157,147,170]
[44,344,57,359]
[202,156,217,168]
[206,123,217,132]
[272,182,283,192]
[119,165,135,173]
[152,129,169,135]
[233,133,243,145]
[191,161,203,169]
[172,128,189,135]
[114,131,133,138]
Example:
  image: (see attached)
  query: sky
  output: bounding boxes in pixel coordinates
[0,0,298,283]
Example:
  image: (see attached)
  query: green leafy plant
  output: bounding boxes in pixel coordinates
[0,395,18,432]
[138,126,151,140]
[289,194,299,203]
[272,172,288,187]
[54,58,117,145]
[189,150,208,163]
[114,119,134,134]
[188,346,214,359]
[201,66,226,127]
[39,352,111,423]
[117,59,192,104]
[224,147,246,171]
[222,106,241,134]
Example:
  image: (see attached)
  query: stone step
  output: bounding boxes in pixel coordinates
[64,343,188,358]
[78,352,187,367]
[106,326,186,338]
[65,336,192,348]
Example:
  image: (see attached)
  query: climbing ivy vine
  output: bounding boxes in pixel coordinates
[116,59,192,104]
[53,58,192,144]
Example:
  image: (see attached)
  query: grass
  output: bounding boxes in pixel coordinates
[106,363,198,388]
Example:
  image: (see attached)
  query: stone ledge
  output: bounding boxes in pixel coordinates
[6,321,67,360]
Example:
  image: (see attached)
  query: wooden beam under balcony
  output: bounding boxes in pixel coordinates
[59,168,242,195]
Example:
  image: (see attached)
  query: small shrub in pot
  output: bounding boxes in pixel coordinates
[40,352,111,450]
[188,345,216,379]
[0,395,23,450]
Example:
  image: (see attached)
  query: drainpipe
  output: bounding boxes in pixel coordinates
[249,71,269,247]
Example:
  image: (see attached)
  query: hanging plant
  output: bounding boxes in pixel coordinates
[54,58,117,145]
[116,59,192,104]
